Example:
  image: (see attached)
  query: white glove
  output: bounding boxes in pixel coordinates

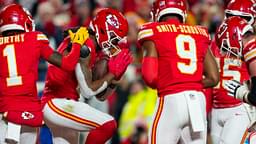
[224,79,250,101]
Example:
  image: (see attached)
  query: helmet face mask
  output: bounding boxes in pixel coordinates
[220,37,243,58]
[101,30,123,57]
[92,8,128,57]
[23,7,35,32]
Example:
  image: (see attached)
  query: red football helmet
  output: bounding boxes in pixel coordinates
[225,0,256,25]
[152,0,187,22]
[0,4,35,33]
[90,8,128,57]
[215,16,254,58]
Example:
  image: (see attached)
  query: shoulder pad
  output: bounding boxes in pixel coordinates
[32,31,49,41]
[24,31,49,44]
[140,22,156,29]
[138,22,157,42]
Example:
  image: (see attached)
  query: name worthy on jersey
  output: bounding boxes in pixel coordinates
[0,34,25,45]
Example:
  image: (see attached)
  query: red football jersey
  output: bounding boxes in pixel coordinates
[42,37,96,104]
[210,39,249,108]
[138,19,210,97]
[0,32,53,112]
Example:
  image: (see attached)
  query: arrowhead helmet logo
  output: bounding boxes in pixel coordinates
[106,14,120,29]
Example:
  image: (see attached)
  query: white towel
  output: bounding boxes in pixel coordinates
[6,122,21,143]
[185,92,205,132]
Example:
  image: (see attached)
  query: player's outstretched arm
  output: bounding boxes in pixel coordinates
[202,48,219,88]
[47,27,89,71]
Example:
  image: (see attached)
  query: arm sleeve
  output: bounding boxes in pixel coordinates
[60,43,81,71]
[141,57,158,89]
[75,63,108,99]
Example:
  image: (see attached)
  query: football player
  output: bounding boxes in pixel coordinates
[137,0,219,143]
[215,16,256,143]
[0,3,88,144]
[0,4,88,128]
[210,0,256,143]
[41,8,132,144]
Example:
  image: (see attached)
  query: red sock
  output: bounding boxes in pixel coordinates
[85,120,117,144]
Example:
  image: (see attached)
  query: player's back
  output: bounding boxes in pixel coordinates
[138,19,210,97]
[0,31,52,112]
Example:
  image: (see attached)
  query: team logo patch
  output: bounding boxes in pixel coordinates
[106,14,120,29]
[21,111,34,120]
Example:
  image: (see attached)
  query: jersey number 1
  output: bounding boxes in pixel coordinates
[3,44,22,86]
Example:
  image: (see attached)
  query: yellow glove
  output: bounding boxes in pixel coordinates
[68,27,89,46]
[68,29,75,42]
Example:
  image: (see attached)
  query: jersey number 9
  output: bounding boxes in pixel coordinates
[176,35,197,75]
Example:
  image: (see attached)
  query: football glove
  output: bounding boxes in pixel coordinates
[224,79,250,101]
[68,27,89,46]
[108,49,132,80]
